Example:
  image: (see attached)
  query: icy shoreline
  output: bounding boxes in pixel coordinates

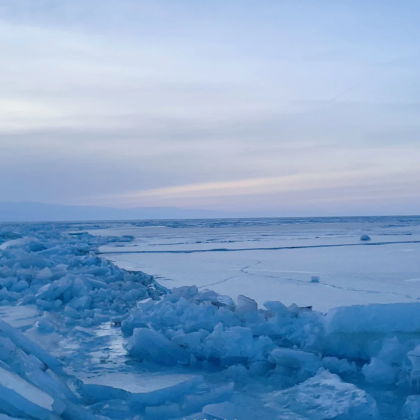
[0,223,420,419]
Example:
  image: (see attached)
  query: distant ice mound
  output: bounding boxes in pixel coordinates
[360,234,371,241]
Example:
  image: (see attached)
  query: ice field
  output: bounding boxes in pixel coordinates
[0,217,420,419]
[96,217,420,312]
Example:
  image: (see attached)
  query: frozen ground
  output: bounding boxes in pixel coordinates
[93,217,420,311]
[0,217,419,420]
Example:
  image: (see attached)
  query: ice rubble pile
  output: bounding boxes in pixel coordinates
[0,313,237,420]
[122,290,324,370]
[0,226,162,325]
[122,287,420,381]
[122,287,420,418]
[2,224,420,419]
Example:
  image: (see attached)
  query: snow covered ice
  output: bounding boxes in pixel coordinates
[0,217,420,419]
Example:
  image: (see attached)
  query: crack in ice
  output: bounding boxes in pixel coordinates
[98,239,420,255]
[198,260,262,289]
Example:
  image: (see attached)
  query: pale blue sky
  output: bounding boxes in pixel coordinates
[1,1,420,215]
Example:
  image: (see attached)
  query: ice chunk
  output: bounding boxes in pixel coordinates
[321,356,357,376]
[325,303,420,359]
[216,294,235,310]
[171,330,206,356]
[127,328,190,365]
[0,336,16,361]
[36,267,53,280]
[0,366,65,419]
[0,289,20,302]
[35,299,56,311]
[0,278,15,290]
[287,303,301,315]
[269,347,321,376]
[0,306,40,329]
[81,372,204,406]
[72,278,90,297]
[10,280,29,293]
[135,297,155,310]
[64,306,81,319]
[204,323,272,365]
[408,344,420,387]
[68,295,91,311]
[363,337,406,385]
[263,300,288,316]
[362,357,398,385]
[36,319,56,334]
[248,360,274,376]
[124,288,146,302]
[92,312,109,324]
[236,295,258,313]
[265,369,378,419]
[0,320,62,373]
[360,234,371,241]
[222,365,248,384]
[311,275,320,283]
[25,368,77,403]
[36,277,73,301]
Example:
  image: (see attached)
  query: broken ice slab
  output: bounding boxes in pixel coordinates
[26,368,78,403]
[0,366,66,419]
[0,305,40,330]
[236,295,258,313]
[80,372,204,406]
[268,347,321,375]
[325,302,420,360]
[127,328,190,365]
[0,320,62,373]
[326,302,420,335]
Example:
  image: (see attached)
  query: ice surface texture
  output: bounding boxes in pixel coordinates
[98,216,420,312]
[0,222,420,419]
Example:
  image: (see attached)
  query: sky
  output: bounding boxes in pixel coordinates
[1,0,420,216]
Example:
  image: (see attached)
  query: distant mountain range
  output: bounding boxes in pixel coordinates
[0,201,236,222]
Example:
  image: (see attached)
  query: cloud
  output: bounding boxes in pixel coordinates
[0,1,420,214]
[88,165,420,208]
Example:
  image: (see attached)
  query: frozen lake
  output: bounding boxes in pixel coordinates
[91,216,420,312]
[2,218,420,419]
